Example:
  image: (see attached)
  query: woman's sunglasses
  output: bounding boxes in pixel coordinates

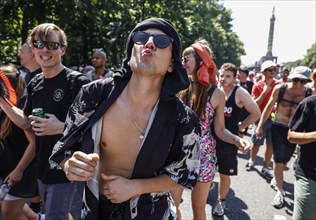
[182,56,195,64]
[292,78,308,84]
[33,40,61,50]
[132,31,174,49]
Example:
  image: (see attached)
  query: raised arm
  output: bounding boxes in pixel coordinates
[0,97,31,130]
[253,82,272,107]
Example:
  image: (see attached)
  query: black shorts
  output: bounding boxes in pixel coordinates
[271,121,296,163]
[216,150,238,176]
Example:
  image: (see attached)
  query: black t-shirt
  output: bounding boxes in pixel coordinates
[239,81,254,94]
[214,86,242,153]
[25,68,42,86]
[24,67,90,184]
[289,95,316,181]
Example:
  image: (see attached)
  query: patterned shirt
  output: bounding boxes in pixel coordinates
[50,75,201,220]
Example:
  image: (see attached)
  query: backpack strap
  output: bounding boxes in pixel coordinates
[67,70,84,101]
[277,84,287,105]
[305,87,312,98]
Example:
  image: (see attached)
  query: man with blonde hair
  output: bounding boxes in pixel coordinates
[0,23,90,220]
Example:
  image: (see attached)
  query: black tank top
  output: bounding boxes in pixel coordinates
[216,86,242,149]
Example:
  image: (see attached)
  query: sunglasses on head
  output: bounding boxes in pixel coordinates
[132,31,174,49]
[292,78,308,84]
[266,68,278,73]
[33,40,61,50]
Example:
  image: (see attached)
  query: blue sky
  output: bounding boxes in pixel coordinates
[223,0,316,65]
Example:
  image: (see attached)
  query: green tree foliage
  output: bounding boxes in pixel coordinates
[0,0,245,69]
[301,43,316,69]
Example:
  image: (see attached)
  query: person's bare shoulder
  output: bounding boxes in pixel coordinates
[236,86,254,107]
[211,87,225,108]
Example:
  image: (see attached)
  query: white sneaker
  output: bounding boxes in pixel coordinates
[245,161,254,171]
[213,199,225,216]
[270,177,277,191]
[272,190,285,208]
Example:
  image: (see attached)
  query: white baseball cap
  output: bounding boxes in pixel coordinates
[260,60,277,72]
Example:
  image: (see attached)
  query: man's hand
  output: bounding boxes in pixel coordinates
[101,174,137,203]
[263,83,272,94]
[255,125,263,140]
[5,170,23,187]
[63,152,99,182]
[235,137,250,154]
[29,113,64,136]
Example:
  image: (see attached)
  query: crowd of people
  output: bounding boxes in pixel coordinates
[0,18,315,220]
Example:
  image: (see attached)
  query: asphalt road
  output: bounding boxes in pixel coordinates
[180,128,296,220]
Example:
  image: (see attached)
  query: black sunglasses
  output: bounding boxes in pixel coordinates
[266,68,278,73]
[132,31,174,49]
[33,40,61,50]
[182,56,195,64]
[292,78,308,84]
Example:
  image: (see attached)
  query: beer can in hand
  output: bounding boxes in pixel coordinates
[32,108,45,118]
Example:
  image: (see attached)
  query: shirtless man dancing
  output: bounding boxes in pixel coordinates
[49,18,201,220]
[256,66,312,208]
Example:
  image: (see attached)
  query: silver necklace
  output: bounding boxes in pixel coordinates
[125,88,145,139]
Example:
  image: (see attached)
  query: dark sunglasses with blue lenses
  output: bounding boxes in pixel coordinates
[132,31,174,49]
[33,40,61,50]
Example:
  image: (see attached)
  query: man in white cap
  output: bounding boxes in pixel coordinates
[256,66,312,208]
[246,60,281,179]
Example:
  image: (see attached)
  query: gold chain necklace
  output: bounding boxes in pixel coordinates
[125,87,145,139]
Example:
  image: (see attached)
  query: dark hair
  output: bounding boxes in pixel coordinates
[221,63,237,77]
[238,66,249,76]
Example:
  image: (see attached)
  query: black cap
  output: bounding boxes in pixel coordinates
[238,66,249,75]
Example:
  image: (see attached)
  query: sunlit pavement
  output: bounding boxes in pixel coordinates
[180,129,295,220]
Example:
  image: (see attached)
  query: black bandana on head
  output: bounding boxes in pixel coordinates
[118,18,189,98]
